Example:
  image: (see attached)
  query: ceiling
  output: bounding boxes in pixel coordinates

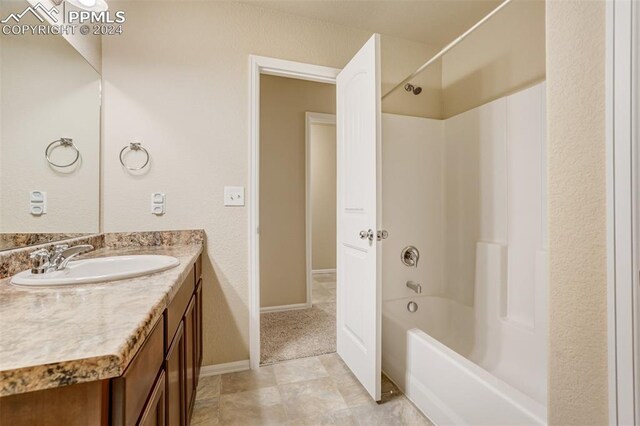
[241,0,503,48]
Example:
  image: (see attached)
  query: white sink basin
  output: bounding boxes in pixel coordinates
[11,255,180,287]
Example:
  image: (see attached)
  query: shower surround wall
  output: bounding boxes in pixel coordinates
[381,82,548,411]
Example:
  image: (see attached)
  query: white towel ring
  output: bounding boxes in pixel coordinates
[45,138,80,168]
[119,142,150,171]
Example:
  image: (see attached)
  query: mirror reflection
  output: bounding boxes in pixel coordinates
[0,0,101,251]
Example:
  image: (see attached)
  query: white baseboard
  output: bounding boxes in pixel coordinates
[312,269,336,274]
[199,360,250,377]
[260,302,310,313]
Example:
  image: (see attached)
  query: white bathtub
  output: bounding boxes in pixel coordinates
[382,296,547,426]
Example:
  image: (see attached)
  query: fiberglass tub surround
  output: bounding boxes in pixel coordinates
[381,82,548,425]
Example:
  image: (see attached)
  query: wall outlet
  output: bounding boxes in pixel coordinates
[224,186,245,206]
[30,191,46,216]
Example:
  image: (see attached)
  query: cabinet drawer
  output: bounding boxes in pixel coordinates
[111,319,165,426]
[165,267,195,349]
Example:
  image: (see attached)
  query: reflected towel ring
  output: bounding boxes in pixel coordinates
[119,142,150,171]
[45,138,80,168]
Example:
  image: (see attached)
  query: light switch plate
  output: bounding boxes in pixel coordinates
[30,191,46,215]
[224,186,245,206]
[151,192,165,215]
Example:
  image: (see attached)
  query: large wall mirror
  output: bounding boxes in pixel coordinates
[0,1,101,251]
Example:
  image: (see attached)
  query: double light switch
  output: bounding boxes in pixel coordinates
[30,191,47,216]
[151,193,165,215]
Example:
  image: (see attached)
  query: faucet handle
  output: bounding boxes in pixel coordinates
[53,244,69,253]
[401,246,420,268]
[29,249,51,274]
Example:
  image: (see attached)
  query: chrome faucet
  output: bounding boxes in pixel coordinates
[29,244,94,274]
[406,280,422,294]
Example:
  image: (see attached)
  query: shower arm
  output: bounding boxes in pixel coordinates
[381,0,514,100]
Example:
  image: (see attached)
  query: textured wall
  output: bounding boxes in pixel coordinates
[441,0,546,118]
[546,0,608,424]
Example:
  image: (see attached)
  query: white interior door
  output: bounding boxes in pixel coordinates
[336,33,382,401]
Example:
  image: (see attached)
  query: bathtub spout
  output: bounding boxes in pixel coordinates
[406,281,422,294]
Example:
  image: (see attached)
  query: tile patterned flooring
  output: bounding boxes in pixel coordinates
[191,354,432,425]
[312,272,337,305]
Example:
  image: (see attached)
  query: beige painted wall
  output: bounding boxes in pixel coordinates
[381,38,442,119]
[102,1,439,364]
[546,0,608,424]
[440,0,546,118]
[259,75,335,308]
[310,123,337,271]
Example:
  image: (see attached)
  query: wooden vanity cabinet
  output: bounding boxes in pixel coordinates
[0,255,203,426]
[163,255,203,426]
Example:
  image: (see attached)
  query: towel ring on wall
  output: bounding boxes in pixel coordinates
[45,138,80,168]
[119,142,150,171]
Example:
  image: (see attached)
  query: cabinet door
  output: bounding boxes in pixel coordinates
[111,319,165,426]
[196,280,203,380]
[138,370,165,426]
[184,296,196,422]
[165,321,185,426]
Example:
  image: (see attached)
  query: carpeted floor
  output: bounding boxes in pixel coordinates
[260,272,336,365]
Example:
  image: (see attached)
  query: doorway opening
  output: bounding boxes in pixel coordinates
[258,75,337,365]
[248,57,340,369]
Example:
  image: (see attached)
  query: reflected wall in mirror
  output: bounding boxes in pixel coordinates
[0,0,101,251]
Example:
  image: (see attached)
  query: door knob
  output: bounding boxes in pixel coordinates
[359,229,375,241]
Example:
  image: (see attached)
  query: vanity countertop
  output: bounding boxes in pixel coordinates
[0,243,203,397]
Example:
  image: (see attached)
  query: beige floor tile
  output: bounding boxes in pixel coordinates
[335,379,376,409]
[375,397,433,426]
[279,376,348,420]
[197,375,221,400]
[190,397,219,425]
[218,386,287,425]
[273,356,329,385]
[312,287,333,304]
[329,369,362,389]
[346,404,379,425]
[290,408,358,426]
[322,282,337,290]
[318,353,352,377]
[313,273,337,283]
[221,366,276,394]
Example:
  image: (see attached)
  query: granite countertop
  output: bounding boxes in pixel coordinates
[0,243,203,397]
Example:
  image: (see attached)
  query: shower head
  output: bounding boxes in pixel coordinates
[404,83,422,95]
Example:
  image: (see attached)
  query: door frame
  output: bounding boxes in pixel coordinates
[249,55,340,369]
[606,0,638,423]
[305,111,337,307]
